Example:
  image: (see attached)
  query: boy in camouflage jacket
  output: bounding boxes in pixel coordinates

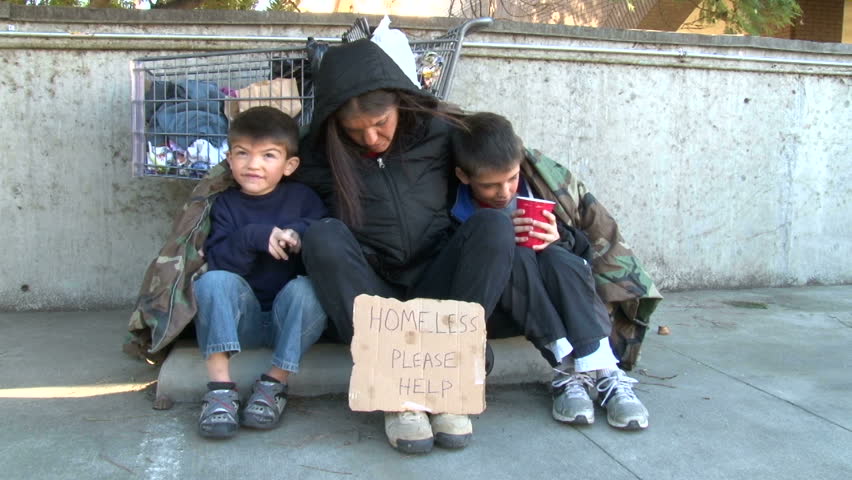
[451,112,661,429]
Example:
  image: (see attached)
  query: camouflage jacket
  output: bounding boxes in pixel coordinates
[522,148,662,369]
[124,164,236,364]
[124,149,661,369]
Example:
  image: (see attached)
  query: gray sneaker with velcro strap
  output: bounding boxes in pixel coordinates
[241,379,288,429]
[198,389,240,439]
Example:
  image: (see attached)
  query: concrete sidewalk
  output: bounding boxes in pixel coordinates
[1,286,850,480]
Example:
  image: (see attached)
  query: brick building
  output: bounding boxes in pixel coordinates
[785,0,846,42]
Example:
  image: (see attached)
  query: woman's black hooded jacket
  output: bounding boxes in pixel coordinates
[294,39,456,288]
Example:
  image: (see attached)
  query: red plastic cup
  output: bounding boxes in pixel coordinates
[515,196,556,248]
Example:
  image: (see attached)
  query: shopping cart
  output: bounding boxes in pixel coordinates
[130,17,493,180]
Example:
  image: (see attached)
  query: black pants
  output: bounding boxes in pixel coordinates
[302,210,515,343]
[488,244,612,367]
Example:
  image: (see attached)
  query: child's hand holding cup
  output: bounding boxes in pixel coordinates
[514,196,558,249]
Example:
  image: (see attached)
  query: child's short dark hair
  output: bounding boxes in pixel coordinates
[451,112,523,176]
[228,106,299,156]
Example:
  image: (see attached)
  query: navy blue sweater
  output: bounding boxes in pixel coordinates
[204,181,327,310]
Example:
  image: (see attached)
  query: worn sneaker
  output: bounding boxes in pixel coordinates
[198,389,240,439]
[241,379,288,430]
[595,370,649,430]
[384,411,434,454]
[551,368,595,424]
[430,413,473,449]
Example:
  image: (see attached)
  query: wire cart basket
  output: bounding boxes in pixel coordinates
[130,17,492,180]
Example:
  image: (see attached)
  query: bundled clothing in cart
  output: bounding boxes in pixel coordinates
[147,79,230,151]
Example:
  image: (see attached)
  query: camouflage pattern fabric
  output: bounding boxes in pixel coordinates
[520,148,662,370]
[124,164,236,364]
[123,147,661,370]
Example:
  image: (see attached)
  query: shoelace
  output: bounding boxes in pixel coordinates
[596,371,639,406]
[551,368,594,395]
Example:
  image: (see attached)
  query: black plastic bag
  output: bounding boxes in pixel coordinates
[271,38,329,127]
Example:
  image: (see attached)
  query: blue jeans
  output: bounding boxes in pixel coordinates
[193,271,327,373]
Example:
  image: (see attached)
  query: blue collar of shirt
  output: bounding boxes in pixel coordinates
[451,175,531,222]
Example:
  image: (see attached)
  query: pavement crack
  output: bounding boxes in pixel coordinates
[660,345,852,434]
[299,464,352,475]
[99,453,135,475]
[828,315,852,328]
[572,427,643,480]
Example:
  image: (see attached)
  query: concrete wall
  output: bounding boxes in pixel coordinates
[0,4,850,311]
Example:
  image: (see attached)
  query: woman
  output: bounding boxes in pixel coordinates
[294,38,516,454]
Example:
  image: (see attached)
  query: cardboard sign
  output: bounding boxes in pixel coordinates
[348,295,486,414]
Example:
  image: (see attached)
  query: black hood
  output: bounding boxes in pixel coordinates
[308,39,432,139]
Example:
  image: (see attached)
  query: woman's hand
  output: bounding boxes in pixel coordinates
[512,209,559,251]
[268,228,301,260]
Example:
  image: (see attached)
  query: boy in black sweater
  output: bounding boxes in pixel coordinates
[193,107,328,439]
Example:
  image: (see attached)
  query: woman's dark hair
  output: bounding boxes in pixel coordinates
[324,89,455,227]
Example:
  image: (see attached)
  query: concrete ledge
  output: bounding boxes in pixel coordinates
[156,337,551,404]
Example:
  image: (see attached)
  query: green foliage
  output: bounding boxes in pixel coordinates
[267,0,300,12]
[9,0,82,6]
[691,0,803,35]
[199,0,257,10]
[7,0,268,8]
[10,0,135,7]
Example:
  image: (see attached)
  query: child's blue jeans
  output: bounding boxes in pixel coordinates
[193,271,327,373]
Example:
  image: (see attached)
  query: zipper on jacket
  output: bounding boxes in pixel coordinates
[377,162,411,261]
[376,157,385,169]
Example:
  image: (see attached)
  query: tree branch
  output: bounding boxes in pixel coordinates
[150,0,205,9]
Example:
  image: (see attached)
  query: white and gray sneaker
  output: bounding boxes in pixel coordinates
[430,413,472,449]
[551,368,595,424]
[595,370,649,430]
[384,411,434,454]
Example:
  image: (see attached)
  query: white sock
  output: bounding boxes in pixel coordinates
[596,368,620,380]
[546,337,573,364]
[574,338,619,373]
